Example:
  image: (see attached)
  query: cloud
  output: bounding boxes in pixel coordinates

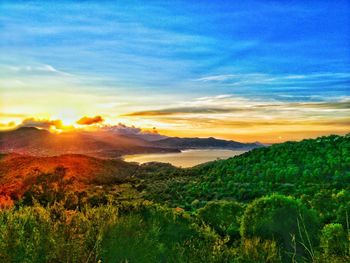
[0,121,16,129]
[121,95,350,139]
[123,95,350,117]
[103,123,141,135]
[0,112,27,118]
[76,115,104,125]
[194,72,350,89]
[124,107,238,116]
[18,118,64,130]
[7,64,72,76]
[102,123,166,141]
[295,101,350,109]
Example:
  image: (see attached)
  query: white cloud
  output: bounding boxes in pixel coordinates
[194,72,350,87]
[6,64,72,76]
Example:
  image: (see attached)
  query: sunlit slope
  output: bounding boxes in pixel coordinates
[0,153,138,204]
[0,127,177,157]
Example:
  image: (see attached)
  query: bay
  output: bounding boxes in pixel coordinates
[123,149,247,168]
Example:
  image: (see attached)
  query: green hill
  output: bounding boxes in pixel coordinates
[142,134,350,217]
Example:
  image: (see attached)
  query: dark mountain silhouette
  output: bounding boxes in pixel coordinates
[153,136,262,150]
[0,127,262,157]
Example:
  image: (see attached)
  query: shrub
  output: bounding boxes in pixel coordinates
[101,205,220,263]
[240,194,319,261]
[321,223,348,257]
[0,206,54,263]
[197,200,243,239]
[240,237,282,263]
[0,204,118,263]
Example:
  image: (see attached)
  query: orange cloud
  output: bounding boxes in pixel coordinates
[19,118,64,130]
[76,115,104,125]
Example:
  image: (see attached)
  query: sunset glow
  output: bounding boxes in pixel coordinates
[1,2,350,260]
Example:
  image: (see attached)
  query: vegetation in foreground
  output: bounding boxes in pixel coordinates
[0,134,349,262]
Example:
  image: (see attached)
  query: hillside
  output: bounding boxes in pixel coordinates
[142,134,350,210]
[0,153,138,206]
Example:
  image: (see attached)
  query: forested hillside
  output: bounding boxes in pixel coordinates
[144,134,350,210]
[0,134,349,262]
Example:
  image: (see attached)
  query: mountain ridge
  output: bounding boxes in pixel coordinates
[0,127,262,157]
[153,136,262,150]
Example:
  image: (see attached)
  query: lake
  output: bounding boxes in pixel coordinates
[123,149,247,168]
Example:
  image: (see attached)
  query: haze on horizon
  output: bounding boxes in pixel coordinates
[1,0,349,143]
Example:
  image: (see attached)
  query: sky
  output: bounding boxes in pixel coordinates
[0,0,349,142]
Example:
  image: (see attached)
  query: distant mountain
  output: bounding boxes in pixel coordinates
[0,127,262,157]
[0,127,178,158]
[153,136,262,150]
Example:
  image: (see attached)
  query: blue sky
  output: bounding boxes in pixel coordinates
[1,0,349,141]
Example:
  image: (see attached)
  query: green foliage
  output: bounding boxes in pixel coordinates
[145,134,350,210]
[0,206,54,263]
[240,237,282,263]
[321,223,348,257]
[240,194,319,261]
[0,204,118,263]
[101,205,222,263]
[197,200,243,239]
[1,134,350,262]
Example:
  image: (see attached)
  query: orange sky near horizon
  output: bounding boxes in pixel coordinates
[1,90,350,143]
[1,109,349,144]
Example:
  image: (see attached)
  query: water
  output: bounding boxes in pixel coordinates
[123,149,247,168]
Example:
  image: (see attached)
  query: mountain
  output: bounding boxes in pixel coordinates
[0,127,179,158]
[153,136,262,150]
[0,127,262,157]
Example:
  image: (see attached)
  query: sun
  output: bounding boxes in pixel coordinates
[52,110,81,127]
[60,117,77,127]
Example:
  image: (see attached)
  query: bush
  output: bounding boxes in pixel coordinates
[0,206,54,263]
[240,237,282,263]
[101,205,221,263]
[0,204,118,263]
[240,194,319,261]
[321,223,348,257]
[197,200,243,239]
